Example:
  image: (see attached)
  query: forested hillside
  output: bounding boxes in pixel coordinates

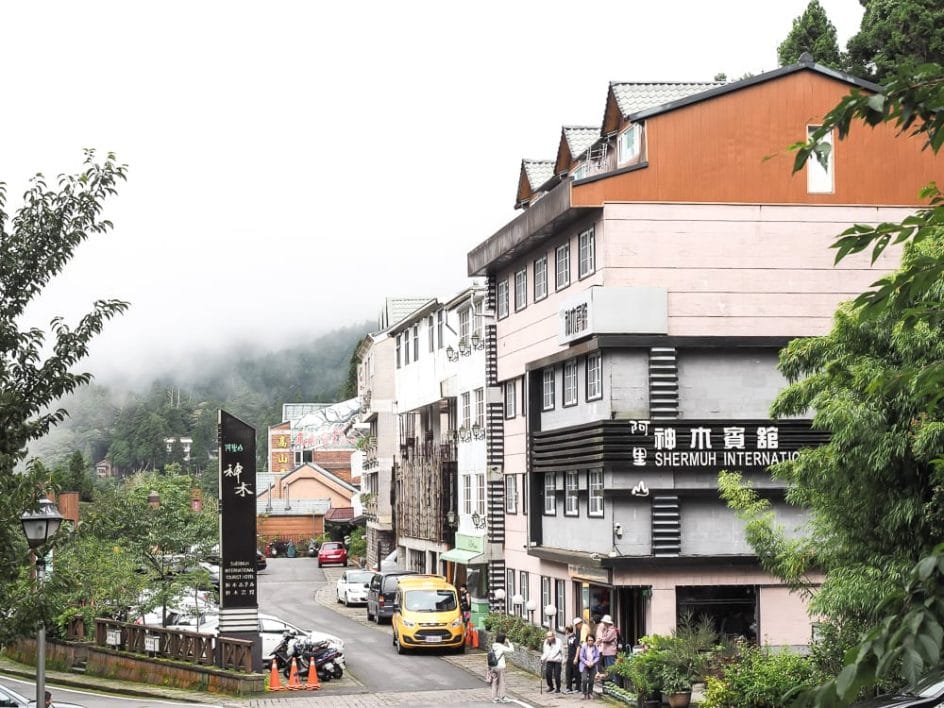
[28,322,371,483]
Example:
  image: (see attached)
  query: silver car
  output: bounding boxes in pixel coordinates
[0,684,85,707]
[336,569,373,606]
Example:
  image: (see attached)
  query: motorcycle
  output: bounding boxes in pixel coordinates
[272,632,345,682]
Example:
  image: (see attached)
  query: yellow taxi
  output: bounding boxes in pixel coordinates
[391,575,465,654]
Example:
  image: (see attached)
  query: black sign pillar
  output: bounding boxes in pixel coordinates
[218,410,262,671]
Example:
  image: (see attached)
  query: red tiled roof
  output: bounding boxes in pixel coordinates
[325,507,355,522]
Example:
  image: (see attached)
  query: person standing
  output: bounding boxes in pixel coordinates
[459,583,472,625]
[44,691,52,707]
[540,630,563,693]
[576,634,601,700]
[595,614,619,673]
[490,632,515,703]
[564,622,580,693]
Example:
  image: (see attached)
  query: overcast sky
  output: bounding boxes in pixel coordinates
[2,0,865,383]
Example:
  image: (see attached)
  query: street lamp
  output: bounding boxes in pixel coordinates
[525,598,537,625]
[512,593,524,618]
[545,604,557,628]
[20,496,63,708]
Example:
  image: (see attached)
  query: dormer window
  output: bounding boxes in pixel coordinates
[618,123,642,164]
[572,163,588,180]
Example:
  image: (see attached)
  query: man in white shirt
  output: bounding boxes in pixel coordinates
[540,630,564,693]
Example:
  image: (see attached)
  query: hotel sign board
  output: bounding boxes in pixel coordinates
[219,410,257,610]
[558,287,667,345]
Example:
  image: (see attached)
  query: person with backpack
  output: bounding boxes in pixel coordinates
[575,634,601,700]
[488,632,514,703]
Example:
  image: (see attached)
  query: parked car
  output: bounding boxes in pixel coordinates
[336,569,373,606]
[851,672,944,707]
[366,569,417,624]
[0,684,85,707]
[317,541,348,568]
[256,549,267,571]
[391,574,464,654]
[165,611,342,659]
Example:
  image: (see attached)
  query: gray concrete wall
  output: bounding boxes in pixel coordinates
[677,348,788,419]
[679,498,809,555]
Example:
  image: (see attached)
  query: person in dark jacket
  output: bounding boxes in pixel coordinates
[564,622,580,693]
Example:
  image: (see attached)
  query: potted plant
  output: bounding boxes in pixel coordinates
[660,664,693,708]
[618,651,662,708]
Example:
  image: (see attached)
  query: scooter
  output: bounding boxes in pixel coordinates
[272,632,345,681]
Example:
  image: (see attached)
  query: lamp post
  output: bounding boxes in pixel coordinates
[525,598,537,625]
[512,593,524,619]
[545,604,557,629]
[20,496,63,708]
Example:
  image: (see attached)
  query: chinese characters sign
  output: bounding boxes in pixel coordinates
[219,410,257,609]
[625,419,826,470]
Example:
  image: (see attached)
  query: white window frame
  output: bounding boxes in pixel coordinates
[555,579,566,631]
[428,315,435,352]
[396,334,401,369]
[542,368,555,411]
[436,310,444,349]
[505,474,518,514]
[563,359,578,407]
[533,255,548,301]
[807,125,834,194]
[404,331,410,365]
[514,267,528,311]
[505,568,515,615]
[541,576,552,627]
[588,470,604,517]
[504,379,517,419]
[555,243,570,290]
[586,353,602,401]
[618,123,642,164]
[475,387,485,428]
[476,473,486,515]
[565,471,579,515]
[459,307,471,341]
[463,474,473,514]
[461,391,471,428]
[544,473,556,515]
[497,279,510,319]
[578,227,595,278]
[519,571,529,618]
[412,325,419,361]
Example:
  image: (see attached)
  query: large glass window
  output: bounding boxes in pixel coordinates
[475,388,485,428]
[555,579,566,631]
[556,243,570,290]
[588,470,604,517]
[544,473,556,515]
[565,471,579,515]
[476,473,486,515]
[618,123,642,164]
[578,227,595,278]
[497,279,509,319]
[459,307,471,340]
[533,255,548,301]
[463,474,472,514]
[461,391,471,428]
[505,475,517,514]
[587,353,602,401]
[514,268,528,311]
[563,359,578,406]
[542,368,555,411]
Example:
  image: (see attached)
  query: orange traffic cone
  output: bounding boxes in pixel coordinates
[305,658,321,690]
[268,659,285,691]
[287,657,302,690]
[465,621,474,646]
[471,623,479,649]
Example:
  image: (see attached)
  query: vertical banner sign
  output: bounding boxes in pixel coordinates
[219,410,257,610]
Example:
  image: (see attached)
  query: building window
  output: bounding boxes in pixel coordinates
[459,306,471,341]
[437,310,444,349]
[514,267,528,311]
[578,227,595,278]
[505,568,515,615]
[519,571,529,618]
[461,392,471,428]
[555,579,566,631]
[563,359,578,406]
[542,368,555,411]
[473,300,483,338]
[807,125,834,194]
[497,279,510,319]
[618,123,642,164]
[588,470,604,517]
[463,474,472,514]
[505,379,517,419]
[541,576,552,627]
[586,353,602,401]
[556,243,570,290]
[412,325,419,361]
[476,473,486,515]
[505,474,517,514]
[565,471,579,515]
[544,473,556,515]
[522,472,528,515]
[533,255,548,301]
[475,387,485,428]
[396,334,401,369]
[428,315,435,352]
[404,332,410,365]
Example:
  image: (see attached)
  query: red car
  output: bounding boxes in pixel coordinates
[317,541,348,567]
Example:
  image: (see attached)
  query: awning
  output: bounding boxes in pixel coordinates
[440,548,485,565]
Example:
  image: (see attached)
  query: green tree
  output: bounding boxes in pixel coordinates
[846,0,944,82]
[0,151,128,642]
[777,0,843,69]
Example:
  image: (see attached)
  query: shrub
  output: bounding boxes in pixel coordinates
[481,612,545,651]
[703,644,816,707]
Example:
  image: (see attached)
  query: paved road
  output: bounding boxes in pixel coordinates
[255,558,491,702]
[0,674,218,708]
